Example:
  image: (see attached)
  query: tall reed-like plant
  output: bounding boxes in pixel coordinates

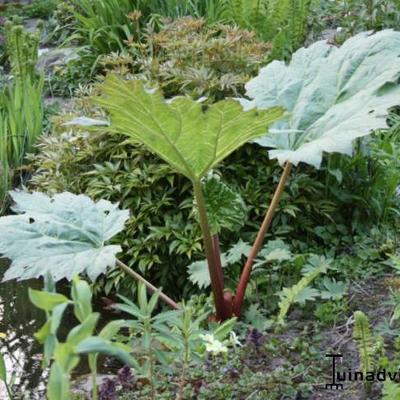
[0,22,44,212]
[68,0,140,54]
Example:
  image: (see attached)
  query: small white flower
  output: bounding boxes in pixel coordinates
[229,331,242,347]
[337,27,343,33]
[200,333,228,355]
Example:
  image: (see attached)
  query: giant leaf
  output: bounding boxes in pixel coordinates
[0,191,129,281]
[95,74,284,181]
[243,30,400,168]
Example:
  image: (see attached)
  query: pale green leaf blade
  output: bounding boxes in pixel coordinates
[28,289,69,312]
[246,30,400,168]
[95,75,284,180]
[0,191,130,282]
[187,260,209,289]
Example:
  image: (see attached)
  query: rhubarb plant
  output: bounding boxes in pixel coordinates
[93,29,400,320]
[94,74,284,320]
[6,30,399,322]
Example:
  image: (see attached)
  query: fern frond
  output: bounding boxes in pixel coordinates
[266,0,312,58]
[277,256,329,325]
[222,0,268,32]
[353,311,374,374]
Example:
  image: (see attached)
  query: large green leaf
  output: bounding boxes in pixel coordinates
[95,74,284,181]
[0,191,129,281]
[243,30,400,168]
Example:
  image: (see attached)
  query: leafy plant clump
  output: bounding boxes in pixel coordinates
[222,0,312,59]
[101,17,271,101]
[0,21,44,212]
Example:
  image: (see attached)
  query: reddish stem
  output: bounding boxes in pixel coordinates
[233,162,292,316]
[212,234,224,288]
[193,181,227,321]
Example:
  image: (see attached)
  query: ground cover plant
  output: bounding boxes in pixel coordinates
[1,1,400,399]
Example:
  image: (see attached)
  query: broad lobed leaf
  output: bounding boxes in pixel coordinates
[0,191,129,282]
[243,30,400,168]
[95,74,284,181]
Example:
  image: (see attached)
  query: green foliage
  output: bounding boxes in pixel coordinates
[255,239,292,265]
[318,277,347,300]
[102,17,271,101]
[114,283,235,398]
[222,0,312,59]
[323,116,400,226]
[29,126,204,296]
[187,239,251,289]
[277,255,330,324]
[94,74,283,181]
[353,311,375,374]
[312,0,400,44]
[24,0,58,19]
[383,382,400,400]
[267,0,312,58]
[29,120,399,297]
[0,77,44,212]
[245,29,400,168]
[4,20,42,82]
[67,0,139,54]
[92,74,284,319]
[116,285,181,398]
[0,191,129,281]
[0,350,12,399]
[188,238,293,290]
[200,175,247,235]
[31,277,136,400]
[0,21,44,212]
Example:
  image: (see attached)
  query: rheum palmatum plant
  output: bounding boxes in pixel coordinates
[91,29,400,320]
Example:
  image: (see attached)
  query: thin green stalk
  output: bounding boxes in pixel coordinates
[193,180,226,321]
[4,382,13,400]
[91,366,98,400]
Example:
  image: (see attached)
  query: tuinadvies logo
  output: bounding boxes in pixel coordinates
[325,354,399,390]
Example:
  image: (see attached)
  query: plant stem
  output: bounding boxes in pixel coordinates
[234,162,292,316]
[193,180,226,321]
[212,234,224,288]
[5,382,13,400]
[115,259,180,310]
[92,367,98,400]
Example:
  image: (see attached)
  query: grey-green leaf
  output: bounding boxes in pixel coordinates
[245,30,400,168]
[0,191,129,282]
